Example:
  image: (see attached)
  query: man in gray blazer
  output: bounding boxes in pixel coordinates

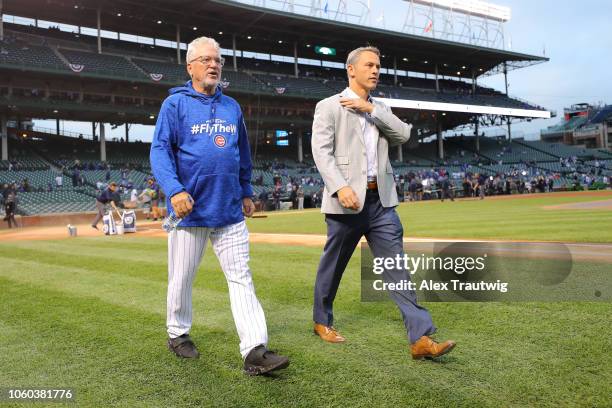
[311,46,456,360]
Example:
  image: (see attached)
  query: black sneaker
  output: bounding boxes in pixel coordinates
[91,225,98,230]
[167,334,199,358]
[243,345,289,376]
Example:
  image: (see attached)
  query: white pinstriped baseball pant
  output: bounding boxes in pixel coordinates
[166,220,268,358]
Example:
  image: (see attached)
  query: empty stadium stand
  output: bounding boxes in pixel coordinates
[0,25,547,111]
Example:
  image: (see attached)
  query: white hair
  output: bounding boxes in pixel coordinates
[186,36,221,63]
[345,46,380,68]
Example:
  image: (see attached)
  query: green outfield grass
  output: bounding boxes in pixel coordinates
[246,191,612,243]
[0,236,610,407]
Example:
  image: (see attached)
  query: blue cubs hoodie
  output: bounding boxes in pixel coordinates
[150,81,252,228]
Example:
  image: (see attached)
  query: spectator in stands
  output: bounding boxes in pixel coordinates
[438,176,454,202]
[407,178,417,202]
[55,173,63,188]
[258,190,269,211]
[19,178,30,193]
[474,173,486,200]
[272,186,281,211]
[422,177,431,200]
[3,183,19,229]
[297,186,305,210]
[105,165,111,182]
[536,177,546,193]
[273,174,281,187]
[91,182,120,230]
[462,176,472,197]
[71,167,80,187]
[289,186,297,209]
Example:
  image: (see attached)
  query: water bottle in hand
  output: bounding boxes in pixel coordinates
[162,196,194,232]
[162,212,183,232]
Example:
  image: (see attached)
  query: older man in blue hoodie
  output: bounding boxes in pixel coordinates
[150,36,288,376]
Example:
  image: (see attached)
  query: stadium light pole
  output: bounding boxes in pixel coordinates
[436,118,444,159]
[100,122,106,162]
[393,56,398,86]
[96,6,102,54]
[474,115,480,152]
[297,130,303,163]
[176,25,181,64]
[232,34,237,70]
[1,114,7,161]
[434,63,439,92]
[0,0,4,41]
[503,61,512,141]
[293,41,299,78]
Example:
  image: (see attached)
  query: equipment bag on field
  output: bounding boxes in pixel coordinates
[103,212,118,235]
[122,210,137,233]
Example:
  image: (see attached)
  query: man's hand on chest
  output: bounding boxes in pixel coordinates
[339,97,374,114]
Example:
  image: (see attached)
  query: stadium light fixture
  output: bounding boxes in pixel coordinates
[424,61,428,64]
[462,65,466,69]
[315,46,336,56]
[149,114,155,119]
[53,109,58,113]
[157,20,162,24]
[218,31,223,35]
[193,27,197,31]
[457,71,461,75]
[278,40,283,43]
[247,35,252,39]
[402,57,408,61]
[442,112,446,116]
[73,5,79,9]
[306,44,311,47]
[479,68,484,71]
[117,13,122,17]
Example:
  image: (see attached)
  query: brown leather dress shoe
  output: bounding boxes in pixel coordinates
[410,335,456,360]
[313,323,346,343]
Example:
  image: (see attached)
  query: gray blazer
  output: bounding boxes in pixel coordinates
[311,93,412,214]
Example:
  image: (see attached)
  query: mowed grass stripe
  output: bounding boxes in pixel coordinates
[0,238,168,265]
[246,192,612,242]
